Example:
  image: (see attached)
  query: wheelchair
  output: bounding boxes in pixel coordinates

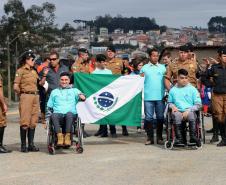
[164,105,205,150]
[46,114,84,155]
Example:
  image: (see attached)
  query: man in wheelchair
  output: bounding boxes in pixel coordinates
[168,69,202,146]
[47,72,86,147]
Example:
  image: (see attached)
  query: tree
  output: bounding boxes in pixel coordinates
[208,16,226,33]
[87,15,160,33]
[0,0,58,99]
[61,23,76,32]
[0,0,57,53]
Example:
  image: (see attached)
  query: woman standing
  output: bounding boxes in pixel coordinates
[13,50,40,152]
[131,57,145,133]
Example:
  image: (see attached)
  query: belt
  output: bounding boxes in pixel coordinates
[21,91,39,95]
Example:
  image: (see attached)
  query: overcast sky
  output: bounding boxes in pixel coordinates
[0,0,226,28]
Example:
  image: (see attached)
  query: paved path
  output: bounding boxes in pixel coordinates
[1,106,226,185]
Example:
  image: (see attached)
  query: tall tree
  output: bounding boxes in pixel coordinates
[0,0,57,52]
[208,16,226,33]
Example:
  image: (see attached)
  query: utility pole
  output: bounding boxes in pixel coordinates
[6,35,11,105]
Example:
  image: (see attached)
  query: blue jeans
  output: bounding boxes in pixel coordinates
[144,100,165,123]
[50,112,76,133]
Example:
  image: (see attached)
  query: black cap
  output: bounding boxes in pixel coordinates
[179,45,190,52]
[185,42,194,52]
[218,46,226,55]
[19,50,35,62]
[107,45,116,53]
[78,48,89,54]
[96,54,107,62]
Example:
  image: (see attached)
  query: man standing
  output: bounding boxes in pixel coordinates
[0,74,11,153]
[164,45,198,144]
[204,47,226,146]
[165,45,198,90]
[47,72,86,146]
[104,46,129,137]
[39,51,69,95]
[71,48,91,137]
[140,48,166,145]
[36,57,50,125]
[71,48,91,74]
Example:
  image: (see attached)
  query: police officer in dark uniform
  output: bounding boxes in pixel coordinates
[14,50,40,152]
[203,46,226,146]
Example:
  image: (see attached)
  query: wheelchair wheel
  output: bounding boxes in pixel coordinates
[76,144,83,154]
[165,140,174,150]
[47,120,57,154]
[76,117,84,149]
[201,113,206,144]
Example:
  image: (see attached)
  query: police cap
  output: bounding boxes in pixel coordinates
[107,45,116,53]
[185,42,194,52]
[179,45,190,52]
[19,50,35,62]
[218,46,226,55]
[78,48,89,54]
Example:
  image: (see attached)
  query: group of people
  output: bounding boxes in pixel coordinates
[1,43,226,154]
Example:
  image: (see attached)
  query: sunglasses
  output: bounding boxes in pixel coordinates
[27,57,35,61]
[49,58,58,61]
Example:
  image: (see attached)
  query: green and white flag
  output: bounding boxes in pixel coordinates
[74,73,144,126]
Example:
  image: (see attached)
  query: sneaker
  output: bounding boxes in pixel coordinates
[217,140,226,147]
[145,138,154,145]
[0,145,12,153]
[157,139,164,145]
[210,135,219,143]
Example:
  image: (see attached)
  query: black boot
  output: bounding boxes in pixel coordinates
[122,126,129,136]
[20,127,28,153]
[145,121,154,145]
[217,124,226,147]
[99,125,108,137]
[210,117,219,143]
[174,124,184,146]
[156,120,164,145]
[0,127,11,153]
[110,125,117,138]
[189,122,201,147]
[27,128,39,152]
[181,121,187,145]
[94,125,104,136]
[82,124,90,138]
